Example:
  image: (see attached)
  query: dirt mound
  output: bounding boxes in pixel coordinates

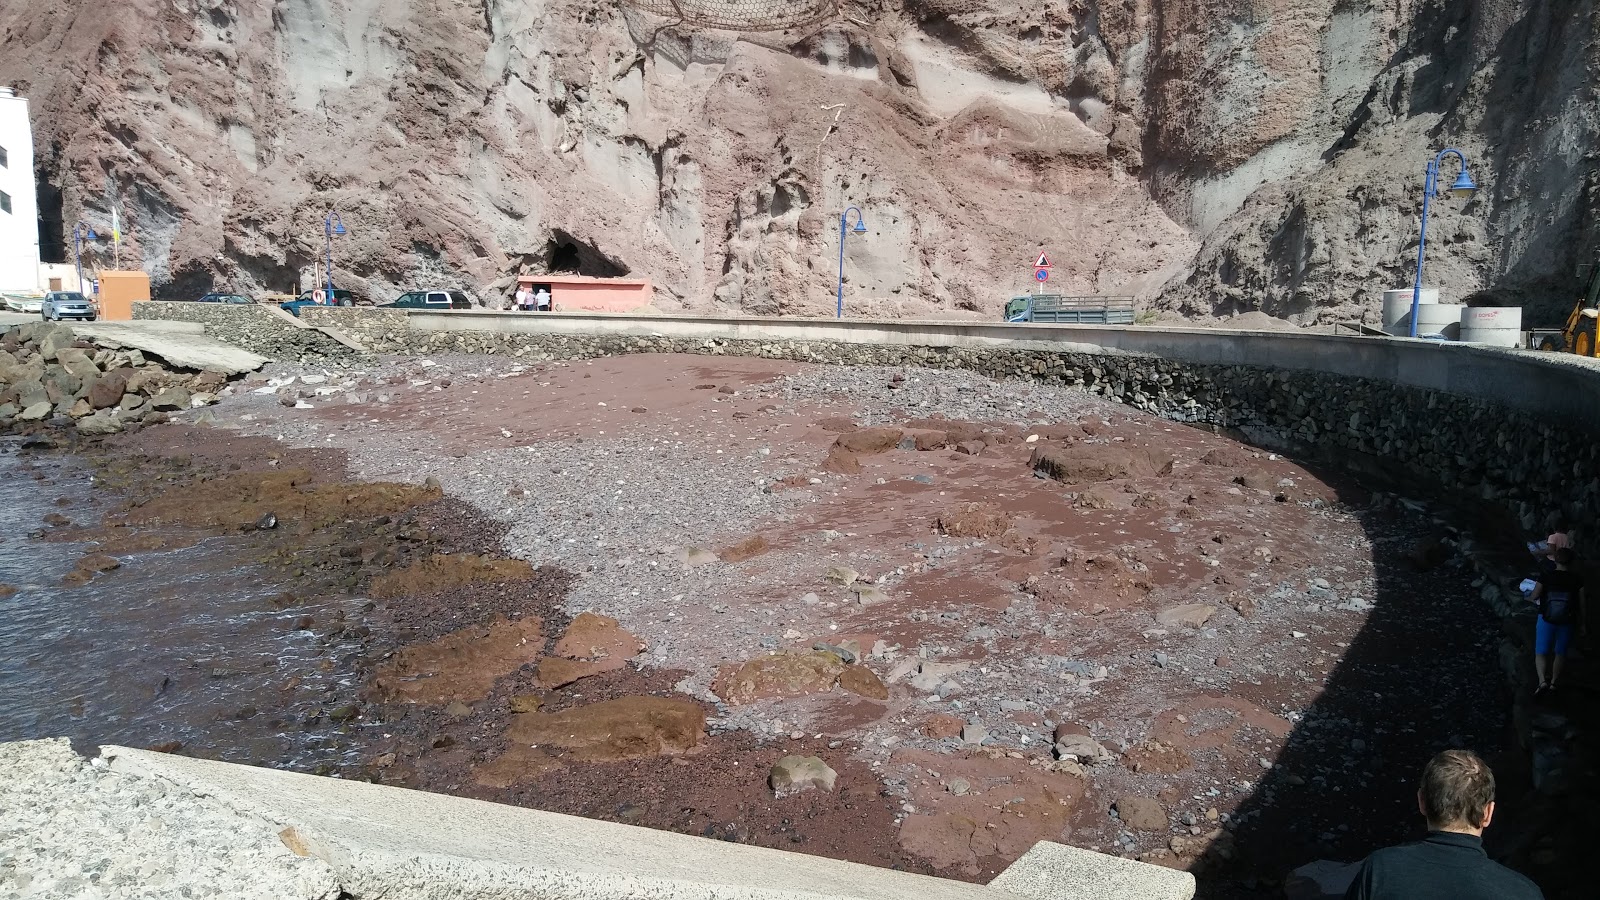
[936,503,1013,539]
[822,446,864,475]
[838,665,890,700]
[1199,448,1250,467]
[369,616,544,704]
[475,696,706,786]
[552,612,645,662]
[1029,446,1175,484]
[717,534,772,563]
[1233,471,1279,492]
[1022,553,1154,612]
[117,469,439,530]
[369,553,539,599]
[715,651,847,705]
[536,657,610,689]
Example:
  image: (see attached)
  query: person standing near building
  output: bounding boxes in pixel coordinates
[513,285,531,312]
[1529,547,1585,696]
[1343,750,1541,899]
[534,286,551,311]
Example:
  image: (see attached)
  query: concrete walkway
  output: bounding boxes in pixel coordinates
[0,739,1197,900]
[0,312,268,374]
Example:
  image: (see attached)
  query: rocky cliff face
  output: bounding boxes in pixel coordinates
[2,0,1594,324]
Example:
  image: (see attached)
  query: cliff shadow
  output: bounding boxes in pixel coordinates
[1192,455,1537,899]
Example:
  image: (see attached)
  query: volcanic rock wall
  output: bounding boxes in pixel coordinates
[5,1,1597,323]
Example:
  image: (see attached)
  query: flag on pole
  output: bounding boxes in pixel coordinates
[111,207,120,244]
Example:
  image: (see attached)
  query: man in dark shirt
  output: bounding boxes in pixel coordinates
[1344,749,1541,899]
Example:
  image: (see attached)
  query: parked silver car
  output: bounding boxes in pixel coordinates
[41,291,97,322]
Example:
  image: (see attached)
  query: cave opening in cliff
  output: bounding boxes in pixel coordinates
[546,229,629,278]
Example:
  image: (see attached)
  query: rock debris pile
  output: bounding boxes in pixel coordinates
[0,324,237,436]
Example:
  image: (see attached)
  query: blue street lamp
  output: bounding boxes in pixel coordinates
[72,223,98,294]
[1408,148,1478,337]
[836,206,868,318]
[324,210,347,298]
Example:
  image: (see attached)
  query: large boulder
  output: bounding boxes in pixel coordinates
[88,371,128,410]
[36,326,76,360]
[834,427,904,455]
[149,386,192,412]
[1155,603,1217,629]
[76,412,124,435]
[769,755,837,796]
[1030,446,1177,484]
[53,347,101,381]
[15,379,48,409]
[715,651,846,704]
[17,401,52,421]
[1114,796,1168,831]
[839,665,890,700]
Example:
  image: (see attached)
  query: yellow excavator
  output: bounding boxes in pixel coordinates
[1534,260,1600,355]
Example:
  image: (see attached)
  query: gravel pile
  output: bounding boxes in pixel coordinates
[0,739,339,898]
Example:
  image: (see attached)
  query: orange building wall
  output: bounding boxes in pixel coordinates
[97,270,152,321]
[516,275,652,313]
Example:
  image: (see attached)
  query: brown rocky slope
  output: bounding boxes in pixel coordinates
[2,0,1594,324]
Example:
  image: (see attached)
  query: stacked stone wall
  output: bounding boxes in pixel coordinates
[134,303,354,363]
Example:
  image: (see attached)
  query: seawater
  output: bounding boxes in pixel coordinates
[0,442,368,769]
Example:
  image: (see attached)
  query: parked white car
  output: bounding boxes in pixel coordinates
[41,291,98,322]
[4,295,43,313]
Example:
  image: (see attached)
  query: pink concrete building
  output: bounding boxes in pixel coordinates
[515,274,653,313]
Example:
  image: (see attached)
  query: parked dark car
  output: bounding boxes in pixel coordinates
[280,289,358,317]
[40,291,97,322]
[196,293,254,304]
[377,290,473,310]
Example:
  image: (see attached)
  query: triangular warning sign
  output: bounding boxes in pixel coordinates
[1035,252,1052,268]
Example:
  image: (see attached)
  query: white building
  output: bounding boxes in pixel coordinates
[0,86,40,294]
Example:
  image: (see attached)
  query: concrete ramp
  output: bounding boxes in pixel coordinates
[95,743,1192,900]
[77,321,268,375]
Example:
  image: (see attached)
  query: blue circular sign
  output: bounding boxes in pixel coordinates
[1035,268,1050,282]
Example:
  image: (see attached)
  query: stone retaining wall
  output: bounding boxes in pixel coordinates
[134,302,355,363]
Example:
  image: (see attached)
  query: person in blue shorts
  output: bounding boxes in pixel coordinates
[1528,547,1584,696]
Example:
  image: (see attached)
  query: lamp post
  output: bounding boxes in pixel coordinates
[1408,148,1478,337]
[836,206,868,318]
[324,210,347,300]
[72,223,98,294]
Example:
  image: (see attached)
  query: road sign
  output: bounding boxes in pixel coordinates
[1035,252,1052,268]
[1035,268,1050,282]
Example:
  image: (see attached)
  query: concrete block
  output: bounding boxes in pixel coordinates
[104,745,1056,900]
[989,841,1195,900]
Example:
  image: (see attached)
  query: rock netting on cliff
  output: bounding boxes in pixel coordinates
[9,1,1588,324]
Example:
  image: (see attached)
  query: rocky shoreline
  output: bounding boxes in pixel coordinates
[0,323,231,437]
[4,346,1571,897]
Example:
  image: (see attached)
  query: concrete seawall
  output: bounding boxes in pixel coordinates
[0,738,1193,900]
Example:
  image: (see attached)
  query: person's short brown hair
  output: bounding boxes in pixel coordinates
[1554,547,1576,566]
[1420,749,1495,828]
